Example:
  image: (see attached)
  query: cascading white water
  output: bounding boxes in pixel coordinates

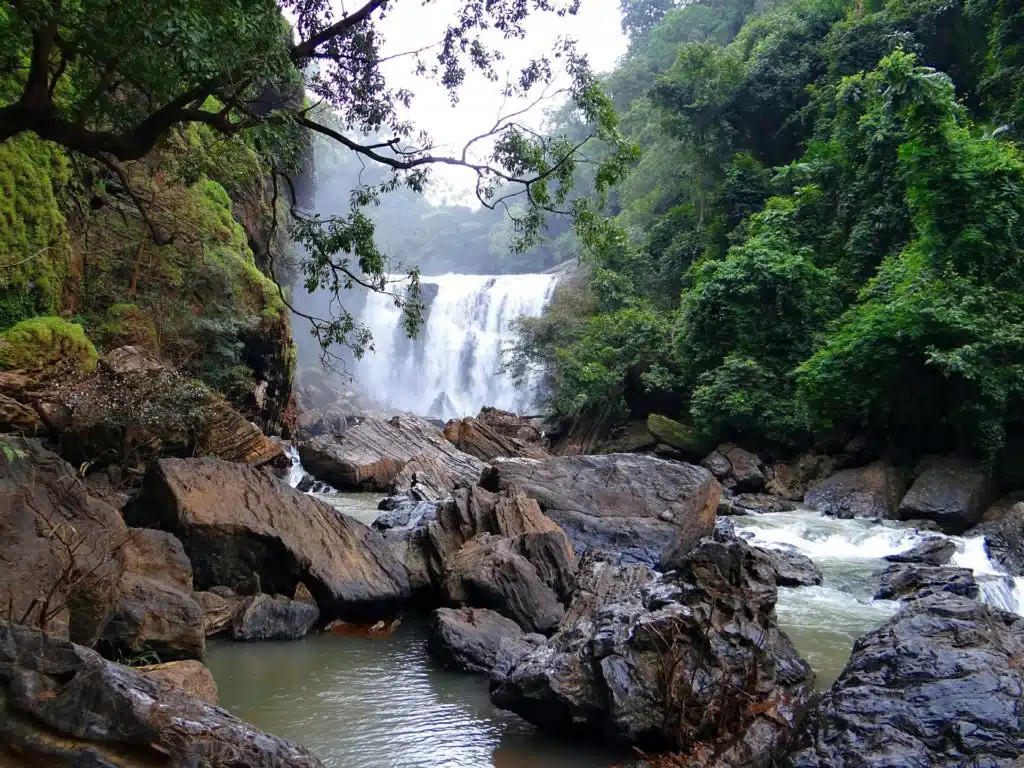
[353,273,558,418]
[734,507,1024,686]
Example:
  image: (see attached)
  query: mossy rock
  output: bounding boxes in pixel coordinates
[0,317,98,373]
[647,413,714,460]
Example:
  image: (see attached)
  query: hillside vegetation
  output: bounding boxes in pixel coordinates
[511,0,1024,469]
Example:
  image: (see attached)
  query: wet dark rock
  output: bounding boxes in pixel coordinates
[702,443,765,492]
[731,493,795,515]
[296,473,316,492]
[967,502,1024,577]
[428,606,536,673]
[897,456,995,534]
[873,563,978,601]
[491,542,814,761]
[789,595,1024,768]
[882,537,956,566]
[805,461,905,520]
[755,546,823,587]
[125,457,410,620]
[485,453,720,569]
[231,593,319,641]
[373,497,441,531]
[0,620,322,767]
[99,528,205,662]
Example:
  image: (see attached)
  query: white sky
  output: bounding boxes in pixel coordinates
[361,0,628,203]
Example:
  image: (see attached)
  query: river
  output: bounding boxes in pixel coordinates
[206,482,1024,766]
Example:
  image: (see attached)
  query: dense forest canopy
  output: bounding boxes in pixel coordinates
[0,0,635,357]
[510,0,1024,469]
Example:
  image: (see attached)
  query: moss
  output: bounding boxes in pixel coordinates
[0,316,98,372]
[98,303,158,351]
[0,133,72,330]
[647,413,715,459]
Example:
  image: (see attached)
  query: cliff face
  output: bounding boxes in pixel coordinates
[0,126,297,437]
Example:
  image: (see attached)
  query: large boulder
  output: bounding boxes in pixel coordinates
[484,453,720,568]
[754,545,823,587]
[428,606,541,673]
[443,416,548,461]
[99,528,205,662]
[897,456,995,534]
[702,443,765,492]
[299,413,484,491]
[804,461,905,519]
[645,413,714,459]
[0,620,322,767]
[0,437,126,646]
[231,593,319,641]
[967,502,1024,576]
[764,451,836,502]
[491,542,814,762]
[789,595,1024,767]
[137,659,219,703]
[124,457,410,620]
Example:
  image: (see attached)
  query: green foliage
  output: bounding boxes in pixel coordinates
[98,303,157,350]
[0,316,97,372]
[0,133,71,330]
[522,0,1024,459]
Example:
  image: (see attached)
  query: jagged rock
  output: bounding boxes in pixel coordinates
[0,620,323,767]
[484,453,720,568]
[702,444,765,492]
[231,593,319,641]
[296,473,316,492]
[0,392,44,435]
[967,502,1024,576]
[731,492,795,514]
[883,537,956,566]
[0,437,125,646]
[873,563,978,601]
[897,456,995,534]
[373,497,441,530]
[442,534,565,633]
[789,595,1024,768]
[137,659,219,703]
[805,461,905,520]
[443,416,548,461]
[491,542,813,761]
[299,413,484,491]
[489,632,548,688]
[99,528,205,662]
[754,545,823,587]
[195,588,242,637]
[428,606,533,673]
[124,457,410,620]
[477,407,547,444]
[765,452,836,502]
[390,454,455,500]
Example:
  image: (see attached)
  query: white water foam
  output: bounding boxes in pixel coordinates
[353,273,558,418]
[283,444,305,488]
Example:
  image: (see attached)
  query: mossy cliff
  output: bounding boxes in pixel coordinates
[0,126,296,435]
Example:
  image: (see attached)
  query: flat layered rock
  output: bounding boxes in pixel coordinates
[443,416,548,461]
[484,453,720,569]
[125,457,410,620]
[299,413,484,491]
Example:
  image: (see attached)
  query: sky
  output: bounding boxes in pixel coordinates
[350,0,629,204]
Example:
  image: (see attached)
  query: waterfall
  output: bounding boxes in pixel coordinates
[352,273,558,418]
